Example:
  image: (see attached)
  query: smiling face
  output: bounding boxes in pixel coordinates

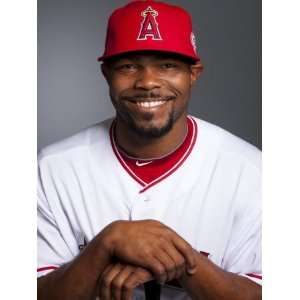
[102,51,202,139]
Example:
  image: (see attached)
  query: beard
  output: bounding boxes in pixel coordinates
[117,110,175,139]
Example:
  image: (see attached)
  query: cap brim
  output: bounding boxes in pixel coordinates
[97,49,200,63]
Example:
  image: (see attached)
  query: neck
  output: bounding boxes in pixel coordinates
[115,115,188,159]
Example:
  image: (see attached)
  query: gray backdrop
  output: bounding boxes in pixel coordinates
[38,0,261,151]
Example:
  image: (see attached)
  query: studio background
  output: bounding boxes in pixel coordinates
[38,0,261,152]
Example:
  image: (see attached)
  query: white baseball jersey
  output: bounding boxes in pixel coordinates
[37,116,262,299]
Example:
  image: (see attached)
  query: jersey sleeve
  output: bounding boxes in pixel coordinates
[37,157,79,278]
[222,164,262,285]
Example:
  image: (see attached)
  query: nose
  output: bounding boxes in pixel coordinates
[134,67,162,90]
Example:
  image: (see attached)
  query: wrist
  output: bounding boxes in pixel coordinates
[96,220,124,255]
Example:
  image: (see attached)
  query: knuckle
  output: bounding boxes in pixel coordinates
[154,264,165,276]
[181,243,190,252]
[102,277,111,288]
[177,257,185,267]
[180,240,188,248]
[143,247,153,259]
[158,236,166,243]
[153,220,165,228]
[124,281,133,290]
[164,226,174,233]
[165,260,175,270]
[164,228,175,239]
[111,280,121,290]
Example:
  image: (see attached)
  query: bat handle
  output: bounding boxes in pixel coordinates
[144,280,161,300]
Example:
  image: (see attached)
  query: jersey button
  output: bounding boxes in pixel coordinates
[141,194,150,201]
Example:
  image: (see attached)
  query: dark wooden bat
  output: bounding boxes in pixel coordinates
[144,280,161,300]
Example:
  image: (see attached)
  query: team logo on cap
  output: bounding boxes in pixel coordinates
[137,6,162,41]
[191,32,197,54]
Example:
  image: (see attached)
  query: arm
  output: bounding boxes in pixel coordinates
[101,215,261,300]
[37,163,113,300]
[38,158,196,299]
[97,251,261,300]
[38,233,112,300]
[38,220,197,300]
[178,161,261,300]
[179,250,261,300]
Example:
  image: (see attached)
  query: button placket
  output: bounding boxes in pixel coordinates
[130,192,154,220]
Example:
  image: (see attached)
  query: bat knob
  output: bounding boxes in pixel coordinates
[144,280,161,300]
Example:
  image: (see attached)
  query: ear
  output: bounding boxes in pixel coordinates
[190,62,203,86]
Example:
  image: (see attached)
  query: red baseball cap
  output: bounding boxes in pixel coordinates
[98,0,200,62]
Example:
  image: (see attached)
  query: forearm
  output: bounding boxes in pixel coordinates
[180,251,261,300]
[37,236,111,300]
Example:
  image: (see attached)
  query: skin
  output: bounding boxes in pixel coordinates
[98,263,153,300]
[101,51,203,159]
[37,220,196,300]
[99,252,262,300]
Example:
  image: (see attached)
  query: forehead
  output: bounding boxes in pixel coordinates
[104,51,194,65]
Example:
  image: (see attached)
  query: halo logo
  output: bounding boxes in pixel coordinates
[191,32,197,53]
[137,6,162,40]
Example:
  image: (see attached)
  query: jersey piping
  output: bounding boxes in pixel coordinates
[110,116,198,193]
[37,266,59,273]
[245,273,262,280]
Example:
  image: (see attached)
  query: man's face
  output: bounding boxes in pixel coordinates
[102,52,202,139]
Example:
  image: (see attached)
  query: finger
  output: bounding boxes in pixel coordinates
[111,265,135,300]
[142,248,168,283]
[154,249,177,283]
[99,263,123,300]
[162,242,186,279]
[97,264,115,298]
[147,257,168,284]
[122,268,153,300]
[170,234,197,274]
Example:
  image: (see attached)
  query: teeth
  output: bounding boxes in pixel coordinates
[136,101,166,108]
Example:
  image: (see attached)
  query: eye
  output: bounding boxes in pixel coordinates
[161,62,178,69]
[116,64,138,72]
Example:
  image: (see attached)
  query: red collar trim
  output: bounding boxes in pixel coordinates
[110,116,198,193]
[110,123,147,187]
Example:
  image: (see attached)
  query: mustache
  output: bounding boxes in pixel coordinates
[121,92,176,102]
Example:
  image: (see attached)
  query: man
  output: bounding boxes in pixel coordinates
[37,1,261,299]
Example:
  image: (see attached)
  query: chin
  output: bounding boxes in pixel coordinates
[127,114,174,139]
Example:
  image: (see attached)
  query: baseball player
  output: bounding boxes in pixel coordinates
[37,1,261,300]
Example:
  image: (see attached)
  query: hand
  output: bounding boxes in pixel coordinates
[98,263,153,300]
[101,220,197,283]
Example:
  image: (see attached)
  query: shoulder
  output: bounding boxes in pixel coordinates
[191,117,261,216]
[192,116,261,171]
[38,118,113,166]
